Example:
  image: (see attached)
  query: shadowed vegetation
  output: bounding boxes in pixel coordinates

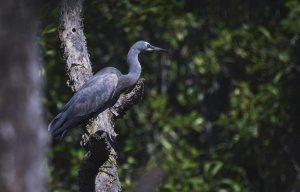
[41,0,300,191]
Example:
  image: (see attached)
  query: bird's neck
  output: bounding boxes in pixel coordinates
[126,49,141,84]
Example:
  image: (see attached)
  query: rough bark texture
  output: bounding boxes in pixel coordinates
[59,0,92,92]
[58,0,144,191]
[0,1,48,192]
[111,80,144,120]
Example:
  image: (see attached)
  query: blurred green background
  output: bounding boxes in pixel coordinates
[41,0,300,191]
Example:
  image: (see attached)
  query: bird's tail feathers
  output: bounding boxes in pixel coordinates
[48,112,69,139]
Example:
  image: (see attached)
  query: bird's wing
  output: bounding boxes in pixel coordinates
[66,73,119,120]
[61,74,104,112]
[48,72,119,139]
[78,67,120,91]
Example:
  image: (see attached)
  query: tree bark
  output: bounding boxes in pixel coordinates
[58,1,144,191]
[0,1,48,192]
[59,0,93,92]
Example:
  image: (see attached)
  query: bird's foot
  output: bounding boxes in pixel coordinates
[80,133,90,149]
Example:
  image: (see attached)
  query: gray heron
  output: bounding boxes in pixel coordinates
[48,41,168,138]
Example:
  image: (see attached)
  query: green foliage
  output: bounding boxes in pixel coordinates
[41,0,300,191]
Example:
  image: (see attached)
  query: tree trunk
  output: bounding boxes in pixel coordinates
[58,0,144,191]
[0,1,48,192]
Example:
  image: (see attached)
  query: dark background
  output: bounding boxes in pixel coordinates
[41,0,300,191]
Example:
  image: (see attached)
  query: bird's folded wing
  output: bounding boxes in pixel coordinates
[66,73,119,119]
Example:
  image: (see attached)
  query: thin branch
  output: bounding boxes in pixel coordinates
[111,79,144,120]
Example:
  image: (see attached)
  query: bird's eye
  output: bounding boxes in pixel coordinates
[146,44,151,48]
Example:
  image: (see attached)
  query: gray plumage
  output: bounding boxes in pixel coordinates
[48,41,167,138]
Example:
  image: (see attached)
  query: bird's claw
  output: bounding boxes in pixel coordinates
[80,133,90,148]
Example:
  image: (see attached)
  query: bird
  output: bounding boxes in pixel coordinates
[48,41,168,138]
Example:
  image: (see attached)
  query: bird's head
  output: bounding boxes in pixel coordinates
[132,41,168,53]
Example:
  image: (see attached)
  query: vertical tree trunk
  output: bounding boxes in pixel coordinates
[59,0,93,92]
[59,0,121,191]
[58,1,144,192]
[0,1,48,192]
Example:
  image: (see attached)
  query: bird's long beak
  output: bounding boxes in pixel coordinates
[150,45,169,53]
